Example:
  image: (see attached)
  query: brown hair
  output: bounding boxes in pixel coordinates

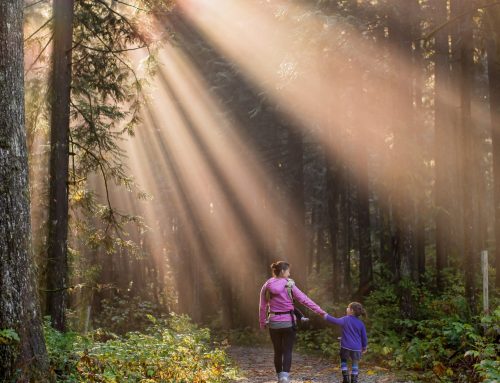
[349,302,367,317]
[270,261,290,277]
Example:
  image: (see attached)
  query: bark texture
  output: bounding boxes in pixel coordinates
[0,0,49,380]
[46,0,75,331]
[486,5,500,289]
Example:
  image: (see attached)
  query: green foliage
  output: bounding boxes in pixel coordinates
[296,327,340,357]
[295,275,499,382]
[93,294,167,334]
[45,313,238,382]
[366,281,499,381]
[468,307,500,383]
[44,318,88,380]
[0,329,20,345]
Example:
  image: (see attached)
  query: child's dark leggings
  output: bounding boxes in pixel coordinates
[269,327,296,373]
[340,347,361,375]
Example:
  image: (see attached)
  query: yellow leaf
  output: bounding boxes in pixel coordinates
[433,362,446,376]
[366,369,376,375]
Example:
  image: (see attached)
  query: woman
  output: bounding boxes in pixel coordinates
[259,261,326,383]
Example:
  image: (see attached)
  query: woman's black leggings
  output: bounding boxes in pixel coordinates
[269,327,296,373]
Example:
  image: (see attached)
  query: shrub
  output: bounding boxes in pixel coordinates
[93,294,166,334]
[45,313,238,382]
[295,274,499,383]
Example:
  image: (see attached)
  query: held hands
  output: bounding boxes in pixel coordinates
[362,348,367,354]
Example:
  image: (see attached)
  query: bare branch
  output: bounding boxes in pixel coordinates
[25,33,53,76]
[24,16,53,42]
[113,0,147,12]
[79,42,149,53]
[24,0,48,9]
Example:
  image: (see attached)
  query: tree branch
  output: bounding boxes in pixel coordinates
[24,16,53,42]
[79,42,149,53]
[76,13,147,85]
[94,0,141,41]
[25,33,53,76]
[24,0,47,9]
[68,134,114,216]
[113,0,147,12]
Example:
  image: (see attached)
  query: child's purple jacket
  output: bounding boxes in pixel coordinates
[325,314,368,351]
[259,277,326,329]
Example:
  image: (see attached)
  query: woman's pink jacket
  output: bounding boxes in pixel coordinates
[259,277,326,329]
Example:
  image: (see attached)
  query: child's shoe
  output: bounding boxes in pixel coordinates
[342,372,350,383]
[350,374,358,383]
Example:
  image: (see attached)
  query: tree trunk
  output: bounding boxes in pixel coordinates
[327,161,341,302]
[0,1,49,380]
[412,0,426,283]
[379,196,394,277]
[355,92,373,297]
[387,0,417,317]
[486,5,500,289]
[434,0,453,291]
[46,0,75,331]
[285,128,307,288]
[341,173,352,299]
[457,0,477,315]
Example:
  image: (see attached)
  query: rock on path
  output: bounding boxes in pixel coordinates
[228,346,413,383]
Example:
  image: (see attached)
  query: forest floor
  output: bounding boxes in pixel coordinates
[228,346,416,383]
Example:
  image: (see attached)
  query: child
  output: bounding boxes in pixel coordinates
[324,302,368,383]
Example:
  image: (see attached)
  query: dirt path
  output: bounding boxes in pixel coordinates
[228,346,413,383]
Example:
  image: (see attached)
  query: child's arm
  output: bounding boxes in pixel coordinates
[323,314,345,326]
[361,323,368,352]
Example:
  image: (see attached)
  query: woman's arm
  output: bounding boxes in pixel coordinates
[291,285,326,316]
[259,282,269,329]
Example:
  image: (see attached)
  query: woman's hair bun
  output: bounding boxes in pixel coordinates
[270,261,290,276]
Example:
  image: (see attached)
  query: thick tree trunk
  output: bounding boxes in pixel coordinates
[412,0,425,283]
[434,0,453,291]
[486,6,500,289]
[46,0,75,331]
[387,1,417,317]
[0,1,49,380]
[457,0,477,315]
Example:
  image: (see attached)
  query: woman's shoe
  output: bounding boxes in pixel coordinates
[278,371,290,383]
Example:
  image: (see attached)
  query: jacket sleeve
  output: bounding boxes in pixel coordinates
[259,282,269,328]
[325,314,345,326]
[361,323,368,349]
[291,285,326,316]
